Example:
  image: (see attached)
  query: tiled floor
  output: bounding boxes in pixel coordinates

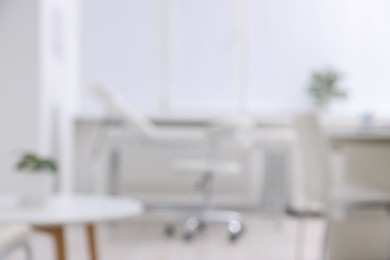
[12,214,324,260]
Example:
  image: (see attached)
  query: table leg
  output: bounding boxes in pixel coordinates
[35,225,66,260]
[87,224,99,260]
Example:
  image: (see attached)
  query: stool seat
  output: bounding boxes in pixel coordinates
[173,159,242,176]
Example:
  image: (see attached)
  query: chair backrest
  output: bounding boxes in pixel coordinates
[208,116,256,147]
[90,83,156,137]
[294,112,331,203]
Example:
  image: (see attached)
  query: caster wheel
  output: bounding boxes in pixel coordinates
[229,230,243,242]
[183,217,199,241]
[229,233,238,241]
[197,222,207,232]
[164,224,176,237]
[183,232,194,241]
[228,221,244,242]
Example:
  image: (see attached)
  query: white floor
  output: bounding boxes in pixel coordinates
[12,214,325,260]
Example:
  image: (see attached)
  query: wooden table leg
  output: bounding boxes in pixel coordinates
[36,224,99,260]
[87,224,99,260]
[35,225,66,260]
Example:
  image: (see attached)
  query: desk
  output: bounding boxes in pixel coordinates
[0,194,143,260]
[328,127,390,192]
[323,127,390,259]
[329,127,390,141]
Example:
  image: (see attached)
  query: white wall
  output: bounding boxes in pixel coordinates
[40,0,80,192]
[0,0,80,193]
[169,0,240,113]
[82,0,390,116]
[0,0,40,191]
[82,0,162,114]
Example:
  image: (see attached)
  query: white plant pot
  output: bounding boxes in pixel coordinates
[14,172,55,207]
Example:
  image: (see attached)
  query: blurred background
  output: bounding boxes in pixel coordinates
[2,0,390,260]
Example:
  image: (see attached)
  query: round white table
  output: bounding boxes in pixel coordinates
[0,194,143,260]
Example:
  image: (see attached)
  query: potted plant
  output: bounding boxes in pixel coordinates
[307,68,348,110]
[15,152,58,206]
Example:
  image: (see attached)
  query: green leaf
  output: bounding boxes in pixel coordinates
[15,152,59,174]
[307,68,347,108]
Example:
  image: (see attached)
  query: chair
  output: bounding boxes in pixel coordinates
[0,225,32,260]
[90,83,254,241]
[171,117,255,241]
[293,112,390,260]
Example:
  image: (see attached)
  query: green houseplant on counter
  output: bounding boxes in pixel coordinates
[307,69,348,110]
[15,152,58,206]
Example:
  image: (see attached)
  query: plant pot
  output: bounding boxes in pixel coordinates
[14,172,55,207]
